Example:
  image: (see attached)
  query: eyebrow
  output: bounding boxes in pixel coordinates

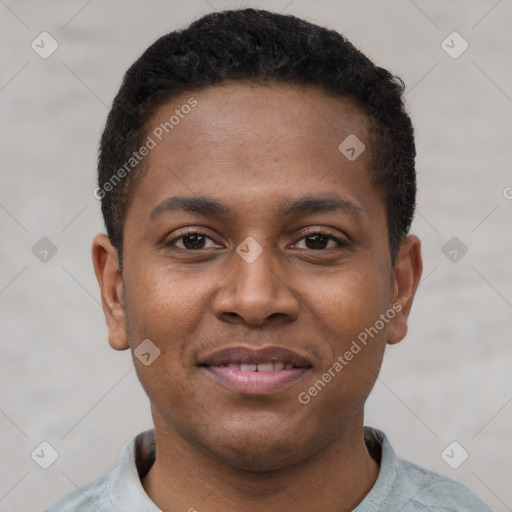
[149,194,365,220]
[149,196,229,220]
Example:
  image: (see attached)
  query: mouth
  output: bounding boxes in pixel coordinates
[198,346,313,395]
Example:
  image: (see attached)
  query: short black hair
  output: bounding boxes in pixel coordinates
[97,8,415,265]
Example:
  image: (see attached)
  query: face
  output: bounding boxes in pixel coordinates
[93,82,421,471]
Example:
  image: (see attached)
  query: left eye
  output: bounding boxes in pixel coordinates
[169,232,219,250]
[294,233,346,250]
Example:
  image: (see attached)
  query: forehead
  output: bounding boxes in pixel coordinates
[128,82,382,224]
[147,82,369,165]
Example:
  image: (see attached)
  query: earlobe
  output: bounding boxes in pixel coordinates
[91,234,130,351]
[387,235,423,345]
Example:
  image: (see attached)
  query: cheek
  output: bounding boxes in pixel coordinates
[123,265,224,394]
[124,264,212,339]
[299,260,391,404]
[310,259,391,343]
[122,270,199,425]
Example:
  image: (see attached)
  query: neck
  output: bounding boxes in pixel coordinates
[142,413,380,512]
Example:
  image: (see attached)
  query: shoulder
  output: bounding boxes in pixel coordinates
[390,454,493,511]
[41,471,114,512]
[41,429,157,512]
[362,428,493,512]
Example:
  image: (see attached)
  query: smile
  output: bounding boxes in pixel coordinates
[199,346,313,395]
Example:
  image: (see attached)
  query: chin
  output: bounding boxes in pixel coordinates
[197,423,314,472]
[210,443,306,473]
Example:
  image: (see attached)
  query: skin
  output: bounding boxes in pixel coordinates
[92,82,422,512]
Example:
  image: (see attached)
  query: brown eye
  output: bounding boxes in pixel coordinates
[166,231,220,251]
[295,232,346,251]
[304,234,330,250]
[180,234,207,250]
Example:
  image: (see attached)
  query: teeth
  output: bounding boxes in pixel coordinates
[229,362,291,372]
[256,362,274,372]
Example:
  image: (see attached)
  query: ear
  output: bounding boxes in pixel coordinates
[91,234,129,351]
[387,235,423,345]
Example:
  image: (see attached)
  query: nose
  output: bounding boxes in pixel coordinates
[211,243,300,326]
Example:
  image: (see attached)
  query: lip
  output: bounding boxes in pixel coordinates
[199,345,312,367]
[199,345,312,396]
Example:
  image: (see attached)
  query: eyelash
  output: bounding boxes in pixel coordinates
[165,229,348,252]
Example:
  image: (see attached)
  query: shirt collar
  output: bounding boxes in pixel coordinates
[354,427,398,511]
[109,429,160,511]
[110,426,396,511]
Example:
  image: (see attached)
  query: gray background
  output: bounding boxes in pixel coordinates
[1,0,511,510]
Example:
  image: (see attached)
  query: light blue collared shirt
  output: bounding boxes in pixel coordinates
[42,427,493,511]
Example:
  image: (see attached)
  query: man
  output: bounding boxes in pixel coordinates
[44,8,492,512]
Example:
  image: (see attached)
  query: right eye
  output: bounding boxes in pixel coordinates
[164,230,223,251]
